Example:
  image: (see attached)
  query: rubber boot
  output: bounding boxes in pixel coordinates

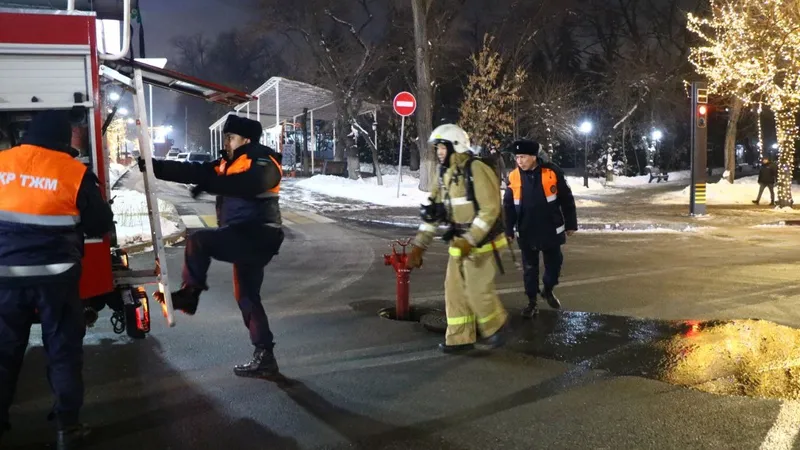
[234,347,280,378]
[56,424,91,450]
[438,343,475,354]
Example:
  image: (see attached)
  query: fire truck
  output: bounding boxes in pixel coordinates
[0,1,254,338]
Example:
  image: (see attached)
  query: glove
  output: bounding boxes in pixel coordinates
[137,157,146,172]
[407,245,424,269]
[452,238,473,258]
[190,184,205,199]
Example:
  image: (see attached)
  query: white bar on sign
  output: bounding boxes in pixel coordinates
[396,101,415,107]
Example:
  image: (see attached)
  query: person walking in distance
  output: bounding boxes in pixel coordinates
[753,157,777,206]
[504,140,577,318]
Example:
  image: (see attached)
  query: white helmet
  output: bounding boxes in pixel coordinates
[428,124,472,154]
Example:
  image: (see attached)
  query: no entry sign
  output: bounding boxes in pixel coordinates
[393,92,417,117]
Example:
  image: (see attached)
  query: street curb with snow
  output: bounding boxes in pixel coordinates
[118,218,187,254]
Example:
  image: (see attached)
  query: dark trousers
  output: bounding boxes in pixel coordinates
[0,282,85,429]
[518,239,563,303]
[756,183,775,204]
[182,224,284,349]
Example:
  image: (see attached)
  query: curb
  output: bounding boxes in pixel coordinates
[119,218,188,254]
[333,216,709,233]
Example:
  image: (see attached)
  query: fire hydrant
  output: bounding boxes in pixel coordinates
[384,239,413,320]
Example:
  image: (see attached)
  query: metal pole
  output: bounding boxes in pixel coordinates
[257,96,262,144]
[185,105,188,151]
[373,109,378,171]
[690,81,708,215]
[583,135,589,188]
[310,109,315,175]
[397,116,405,198]
[149,85,153,141]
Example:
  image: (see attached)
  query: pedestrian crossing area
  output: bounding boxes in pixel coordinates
[180,209,336,229]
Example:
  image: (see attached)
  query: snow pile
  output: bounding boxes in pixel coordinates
[652,175,800,206]
[111,188,181,247]
[565,176,606,192]
[295,173,429,207]
[108,162,131,187]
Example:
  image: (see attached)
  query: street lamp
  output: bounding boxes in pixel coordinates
[109,92,121,101]
[651,129,663,141]
[118,108,128,116]
[579,120,592,188]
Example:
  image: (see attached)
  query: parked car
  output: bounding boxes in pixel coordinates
[176,153,188,162]
[165,149,181,160]
[186,152,212,163]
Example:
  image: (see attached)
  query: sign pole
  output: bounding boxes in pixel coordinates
[397,115,405,198]
[690,81,708,216]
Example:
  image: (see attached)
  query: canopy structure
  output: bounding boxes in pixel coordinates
[209,77,379,164]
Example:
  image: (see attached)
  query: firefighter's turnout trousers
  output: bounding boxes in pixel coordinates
[444,243,509,346]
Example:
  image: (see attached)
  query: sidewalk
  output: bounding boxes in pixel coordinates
[282,176,800,232]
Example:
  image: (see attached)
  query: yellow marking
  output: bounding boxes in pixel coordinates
[200,215,218,228]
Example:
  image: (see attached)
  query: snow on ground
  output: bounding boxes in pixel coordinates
[652,175,800,209]
[295,173,429,208]
[111,188,181,247]
[108,162,131,187]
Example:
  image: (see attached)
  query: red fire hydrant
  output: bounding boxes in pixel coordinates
[384,239,413,320]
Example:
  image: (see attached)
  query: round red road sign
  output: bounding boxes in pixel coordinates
[393,91,417,117]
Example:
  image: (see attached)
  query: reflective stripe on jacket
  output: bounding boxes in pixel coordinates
[0,145,87,279]
[215,150,283,226]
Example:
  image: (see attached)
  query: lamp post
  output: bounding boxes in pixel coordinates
[579,120,593,188]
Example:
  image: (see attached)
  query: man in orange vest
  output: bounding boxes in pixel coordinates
[138,115,284,378]
[0,110,114,449]
[504,140,577,319]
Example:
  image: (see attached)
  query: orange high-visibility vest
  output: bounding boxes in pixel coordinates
[508,166,558,208]
[0,144,86,227]
[216,153,282,196]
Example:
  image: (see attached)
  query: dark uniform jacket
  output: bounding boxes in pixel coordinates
[0,144,114,286]
[503,162,577,249]
[150,142,282,227]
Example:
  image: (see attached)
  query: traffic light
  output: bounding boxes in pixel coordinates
[697,104,708,128]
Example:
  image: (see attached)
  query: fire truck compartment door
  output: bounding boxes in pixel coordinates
[0,52,93,111]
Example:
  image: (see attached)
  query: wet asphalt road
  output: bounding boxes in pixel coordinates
[6,173,800,449]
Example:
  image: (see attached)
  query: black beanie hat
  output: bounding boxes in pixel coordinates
[223,115,263,143]
[21,109,73,152]
[509,139,542,156]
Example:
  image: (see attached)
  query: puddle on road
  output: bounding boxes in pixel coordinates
[511,311,800,401]
[352,300,800,400]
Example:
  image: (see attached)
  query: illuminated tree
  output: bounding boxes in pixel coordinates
[105,117,126,164]
[459,34,527,152]
[687,0,800,207]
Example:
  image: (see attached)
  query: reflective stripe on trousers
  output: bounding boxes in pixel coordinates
[0,210,79,226]
[0,263,75,277]
[448,236,509,257]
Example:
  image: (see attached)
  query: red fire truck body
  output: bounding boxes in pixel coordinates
[0,3,253,337]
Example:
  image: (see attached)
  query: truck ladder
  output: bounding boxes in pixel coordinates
[100,64,176,327]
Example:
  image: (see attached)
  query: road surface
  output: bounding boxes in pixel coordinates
[6,171,800,449]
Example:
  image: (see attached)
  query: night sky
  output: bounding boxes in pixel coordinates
[137,0,249,148]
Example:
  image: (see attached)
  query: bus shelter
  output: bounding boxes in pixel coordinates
[209,76,378,170]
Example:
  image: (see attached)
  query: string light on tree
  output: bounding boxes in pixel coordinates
[687,0,800,207]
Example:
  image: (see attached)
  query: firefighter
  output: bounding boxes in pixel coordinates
[0,110,114,449]
[408,124,510,353]
[138,115,284,378]
[504,140,577,319]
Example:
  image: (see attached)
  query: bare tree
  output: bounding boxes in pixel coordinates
[255,0,384,179]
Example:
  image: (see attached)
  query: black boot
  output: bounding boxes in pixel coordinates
[234,347,279,378]
[541,288,561,309]
[521,297,539,319]
[477,321,511,350]
[56,424,91,450]
[155,286,201,315]
[438,343,475,354]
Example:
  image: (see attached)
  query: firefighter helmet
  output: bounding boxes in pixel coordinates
[428,124,472,154]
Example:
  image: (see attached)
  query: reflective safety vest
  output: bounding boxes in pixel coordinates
[508,166,558,208]
[214,150,283,226]
[0,145,87,278]
[216,152,282,198]
[507,166,566,236]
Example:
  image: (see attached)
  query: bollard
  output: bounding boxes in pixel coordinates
[384,238,413,320]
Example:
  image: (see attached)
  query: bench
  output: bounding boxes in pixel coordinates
[648,167,669,183]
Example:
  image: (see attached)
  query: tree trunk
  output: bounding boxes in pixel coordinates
[410,144,420,171]
[411,0,436,192]
[334,118,347,162]
[775,109,796,208]
[723,97,743,183]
